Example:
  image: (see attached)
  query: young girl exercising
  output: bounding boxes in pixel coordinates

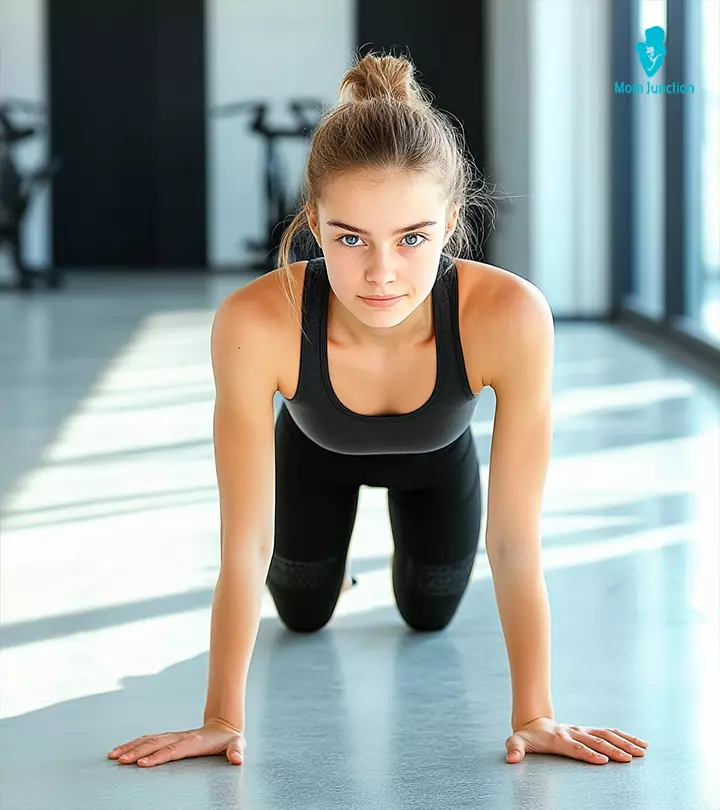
[108,51,648,770]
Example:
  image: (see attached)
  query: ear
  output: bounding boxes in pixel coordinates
[305,202,322,248]
[444,202,460,246]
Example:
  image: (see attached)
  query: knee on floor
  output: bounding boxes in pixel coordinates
[280,613,333,633]
[401,612,454,633]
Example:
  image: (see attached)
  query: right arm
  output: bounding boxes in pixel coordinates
[202,290,280,734]
[107,288,280,768]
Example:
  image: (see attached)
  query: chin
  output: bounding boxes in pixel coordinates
[354,298,416,321]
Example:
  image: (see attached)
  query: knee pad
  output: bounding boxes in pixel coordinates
[267,554,341,591]
[403,550,476,598]
[267,554,342,632]
[395,550,477,631]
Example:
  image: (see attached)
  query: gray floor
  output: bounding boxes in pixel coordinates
[1,272,719,810]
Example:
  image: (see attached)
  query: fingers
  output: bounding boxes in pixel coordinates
[107,734,152,759]
[559,732,610,764]
[114,735,185,767]
[134,739,192,767]
[227,747,244,765]
[592,728,647,757]
[505,734,526,764]
[565,727,648,764]
[226,734,247,766]
[609,728,649,749]
[568,729,632,763]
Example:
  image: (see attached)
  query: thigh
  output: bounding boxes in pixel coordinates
[267,406,360,632]
[387,429,482,632]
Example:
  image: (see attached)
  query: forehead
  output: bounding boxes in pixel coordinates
[320,168,446,212]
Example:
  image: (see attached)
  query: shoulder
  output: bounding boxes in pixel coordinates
[211,260,309,373]
[455,256,550,319]
[213,260,309,330]
[454,257,554,391]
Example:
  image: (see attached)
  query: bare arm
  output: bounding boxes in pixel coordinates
[483,279,556,732]
[202,288,279,734]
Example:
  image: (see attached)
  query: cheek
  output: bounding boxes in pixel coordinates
[327,276,355,300]
[327,277,361,309]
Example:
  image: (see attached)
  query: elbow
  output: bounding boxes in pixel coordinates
[220,532,274,569]
[486,535,544,574]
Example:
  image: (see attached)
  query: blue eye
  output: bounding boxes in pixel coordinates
[338,234,364,248]
[336,233,427,249]
[401,233,426,248]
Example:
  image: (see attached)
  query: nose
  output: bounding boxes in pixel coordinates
[363,254,398,288]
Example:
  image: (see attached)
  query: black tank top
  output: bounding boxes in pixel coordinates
[281,253,480,455]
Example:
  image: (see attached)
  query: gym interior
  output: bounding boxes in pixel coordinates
[0,1,718,809]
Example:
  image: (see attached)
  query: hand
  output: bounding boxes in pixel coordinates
[107,719,247,768]
[505,717,648,765]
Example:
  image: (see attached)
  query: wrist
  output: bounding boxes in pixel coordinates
[511,706,554,733]
[204,715,245,735]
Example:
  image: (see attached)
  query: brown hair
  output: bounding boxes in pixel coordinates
[276,49,498,327]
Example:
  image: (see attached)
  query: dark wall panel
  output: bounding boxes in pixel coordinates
[48,0,206,269]
[356,0,487,249]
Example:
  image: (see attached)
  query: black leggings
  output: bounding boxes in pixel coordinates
[267,405,482,633]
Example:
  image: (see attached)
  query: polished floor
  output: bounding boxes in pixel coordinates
[1,272,719,810]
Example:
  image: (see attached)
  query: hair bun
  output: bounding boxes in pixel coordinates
[338,52,428,107]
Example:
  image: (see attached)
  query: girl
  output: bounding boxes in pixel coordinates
[108,51,648,770]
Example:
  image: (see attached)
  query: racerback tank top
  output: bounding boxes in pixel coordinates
[281,253,480,455]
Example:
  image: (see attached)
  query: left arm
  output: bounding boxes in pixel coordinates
[473,274,649,766]
[482,280,555,733]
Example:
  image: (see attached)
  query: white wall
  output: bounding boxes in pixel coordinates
[530,0,611,317]
[206,0,356,268]
[0,0,50,273]
[487,0,612,317]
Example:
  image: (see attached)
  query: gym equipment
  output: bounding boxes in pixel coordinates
[0,98,62,291]
[211,99,324,273]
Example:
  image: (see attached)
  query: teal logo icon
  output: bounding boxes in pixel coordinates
[615,24,694,94]
[635,26,667,77]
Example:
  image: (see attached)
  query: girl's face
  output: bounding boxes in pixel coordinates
[308,169,457,335]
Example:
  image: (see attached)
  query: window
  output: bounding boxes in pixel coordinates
[628,0,668,319]
[691,0,720,340]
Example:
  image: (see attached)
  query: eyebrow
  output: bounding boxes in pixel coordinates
[326,220,437,236]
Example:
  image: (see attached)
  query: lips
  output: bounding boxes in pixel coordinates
[359,294,406,308]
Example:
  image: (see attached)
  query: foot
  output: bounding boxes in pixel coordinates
[341,568,357,592]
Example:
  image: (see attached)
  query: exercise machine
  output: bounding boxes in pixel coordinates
[211,98,324,273]
[0,98,61,291]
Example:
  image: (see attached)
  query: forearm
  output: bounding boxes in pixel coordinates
[489,554,554,732]
[203,550,272,732]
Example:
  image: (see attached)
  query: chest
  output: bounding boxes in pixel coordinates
[277,261,491,412]
[326,340,439,417]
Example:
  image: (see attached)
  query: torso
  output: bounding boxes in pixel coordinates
[252,257,519,415]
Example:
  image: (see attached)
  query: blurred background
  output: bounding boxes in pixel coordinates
[0,0,718,342]
[1,2,719,809]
